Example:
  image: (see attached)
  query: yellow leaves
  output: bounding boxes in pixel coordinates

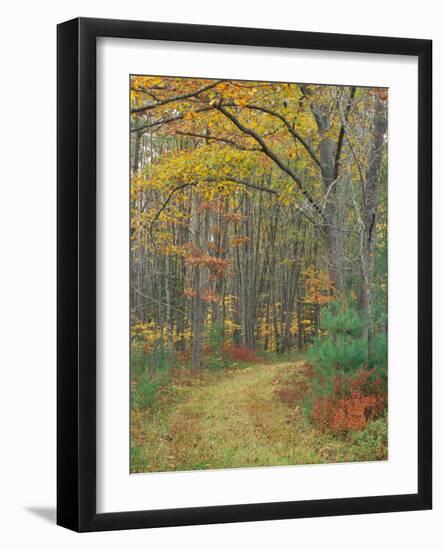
[131,319,195,351]
[131,172,171,197]
[278,181,296,206]
[131,76,163,89]
[131,321,158,350]
[223,318,241,337]
[303,266,337,305]
[148,145,260,195]
[160,244,188,257]
[183,111,198,121]
[175,328,192,344]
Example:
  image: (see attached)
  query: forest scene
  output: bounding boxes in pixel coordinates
[130,76,388,473]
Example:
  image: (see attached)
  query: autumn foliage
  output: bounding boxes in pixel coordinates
[276,364,386,434]
[130,75,389,472]
[311,368,386,433]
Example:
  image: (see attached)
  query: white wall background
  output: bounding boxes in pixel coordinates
[0,1,440,547]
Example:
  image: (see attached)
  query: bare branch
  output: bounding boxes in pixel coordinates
[321,177,339,214]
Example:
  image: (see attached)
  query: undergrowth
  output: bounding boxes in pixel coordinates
[275,299,387,438]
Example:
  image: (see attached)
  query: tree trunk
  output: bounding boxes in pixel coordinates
[131,130,142,174]
[165,253,173,352]
[190,192,203,369]
[361,95,387,361]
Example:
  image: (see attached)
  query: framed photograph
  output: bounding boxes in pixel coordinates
[57,17,432,532]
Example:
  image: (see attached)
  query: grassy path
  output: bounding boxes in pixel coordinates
[132,361,349,472]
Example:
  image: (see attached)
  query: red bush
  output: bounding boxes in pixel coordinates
[330,393,385,432]
[312,368,387,433]
[275,365,386,433]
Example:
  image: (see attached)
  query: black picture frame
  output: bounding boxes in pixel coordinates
[57,17,432,532]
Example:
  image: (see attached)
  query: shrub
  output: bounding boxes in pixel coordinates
[307,298,387,412]
[331,393,385,432]
[309,337,367,377]
[308,300,367,379]
[321,303,362,337]
[373,332,388,381]
[311,368,387,433]
[202,324,230,370]
[205,353,226,371]
[131,368,168,409]
[130,345,176,409]
[208,322,224,353]
[348,416,388,461]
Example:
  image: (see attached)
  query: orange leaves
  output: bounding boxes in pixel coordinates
[185,253,230,279]
[303,266,337,305]
[312,369,387,433]
[313,392,386,433]
[183,110,198,121]
[201,290,222,304]
[222,211,243,223]
[235,98,248,107]
[275,362,387,435]
[331,393,385,432]
[183,287,197,298]
[183,288,221,304]
[207,241,223,253]
[229,236,249,247]
[368,87,389,102]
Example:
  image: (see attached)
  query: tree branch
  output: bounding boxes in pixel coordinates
[240,103,321,168]
[131,80,223,114]
[334,86,356,181]
[208,176,279,195]
[131,105,215,133]
[174,130,261,151]
[215,104,326,221]
[134,289,186,315]
[149,183,197,247]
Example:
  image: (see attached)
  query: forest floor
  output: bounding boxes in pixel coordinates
[131,360,387,472]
